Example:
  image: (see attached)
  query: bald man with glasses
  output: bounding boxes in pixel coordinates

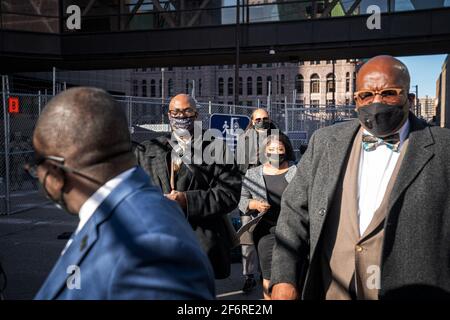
[271,55,450,300]
[29,87,215,300]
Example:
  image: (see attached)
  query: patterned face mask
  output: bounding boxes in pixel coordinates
[169,116,195,131]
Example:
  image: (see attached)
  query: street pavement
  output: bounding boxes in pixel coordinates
[0,192,263,300]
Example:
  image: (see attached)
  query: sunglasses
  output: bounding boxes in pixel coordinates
[354,88,407,106]
[254,117,269,123]
[24,154,101,185]
[168,108,197,117]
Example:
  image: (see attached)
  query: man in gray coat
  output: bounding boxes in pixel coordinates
[271,55,450,300]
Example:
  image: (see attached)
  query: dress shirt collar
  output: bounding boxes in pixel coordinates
[76,167,137,234]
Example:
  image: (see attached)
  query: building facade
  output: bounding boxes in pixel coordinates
[418,96,437,122]
[436,55,450,128]
[129,59,358,107]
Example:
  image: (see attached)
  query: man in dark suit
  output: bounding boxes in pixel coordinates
[135,94,242,279]
[30,87,215,299]
[271,55,450,300]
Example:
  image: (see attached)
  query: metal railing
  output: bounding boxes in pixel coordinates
[0,87,358,215]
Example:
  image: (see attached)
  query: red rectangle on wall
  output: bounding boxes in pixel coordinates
[8,97,19,114]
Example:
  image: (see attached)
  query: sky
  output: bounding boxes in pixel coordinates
[395,54,447,98]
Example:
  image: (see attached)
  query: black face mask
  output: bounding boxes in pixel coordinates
[266,153,286,167]
[357,102,409,138]
[254,120,270,130]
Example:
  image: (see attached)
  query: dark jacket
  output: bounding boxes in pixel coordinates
[135,133,242,279]
[271,113,450,299]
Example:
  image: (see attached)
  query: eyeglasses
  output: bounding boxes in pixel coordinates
[24,155,65,179]
[354,88,406,106]
[24,154,101,185]
[254,117,269,123]
[168,108,197,117]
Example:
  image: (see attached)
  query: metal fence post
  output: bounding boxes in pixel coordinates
[128,96,133,129]
[284,96,288,134]
[2,76,10,215]
[38,90,42,115]
[208,101,212,115]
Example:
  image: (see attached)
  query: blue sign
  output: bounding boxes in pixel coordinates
[209,113,251,150]
[287,131,308,141]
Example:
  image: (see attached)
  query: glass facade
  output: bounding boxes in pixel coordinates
[1,0,448,33]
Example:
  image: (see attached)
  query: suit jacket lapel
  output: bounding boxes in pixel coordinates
[35,168,150,300]
[385,114,435,218]
[325,120,361,213]
[35,217,99,300]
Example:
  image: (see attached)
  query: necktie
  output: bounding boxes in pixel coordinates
[362,133,400,152]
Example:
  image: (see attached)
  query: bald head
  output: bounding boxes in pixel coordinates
[169,94,197,113]
[356,55,410,92]
[251,109,269,121]
[34,87,132,168]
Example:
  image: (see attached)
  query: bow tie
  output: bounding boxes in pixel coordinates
[362,133,400,152]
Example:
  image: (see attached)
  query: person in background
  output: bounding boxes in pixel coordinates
[30,87,215,300]
[236,108,278,293]
[135,94,242,280]
[239,133,296,299]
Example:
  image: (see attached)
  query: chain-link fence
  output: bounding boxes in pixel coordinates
[0,89,357,215]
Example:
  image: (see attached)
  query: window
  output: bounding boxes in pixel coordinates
[150,80,156,97]
[326,73,335,93]
[186,79,190,94]
[298,61,304,66]
[311,99,320,108]
[310,74,320,93]
[132,80,138,96]
[326,60,332,64]
[142,80,147,97]
[257,77,263,95]
[218,78,224,96]
[257,64,262,68]
[159,79,162,97]
[247,77,253,96]
[276,75,279,94]
[345,72,350,92]
[198,79,202,96]
[295,74,304,94]
[168,79,174,97]
[281,75,285,94]
[327,99,334,106]
[218,65,224,70]
[228,77,234,96]
[246,101,253,107]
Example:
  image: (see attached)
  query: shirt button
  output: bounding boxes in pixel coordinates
[355,245,363,252]
[319,208,326,216]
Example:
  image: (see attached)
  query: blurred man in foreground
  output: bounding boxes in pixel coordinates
[31,87,215,300]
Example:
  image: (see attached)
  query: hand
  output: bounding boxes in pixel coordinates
[271,283,299,300]
[249,200,271,214]
[165,190,187,209]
